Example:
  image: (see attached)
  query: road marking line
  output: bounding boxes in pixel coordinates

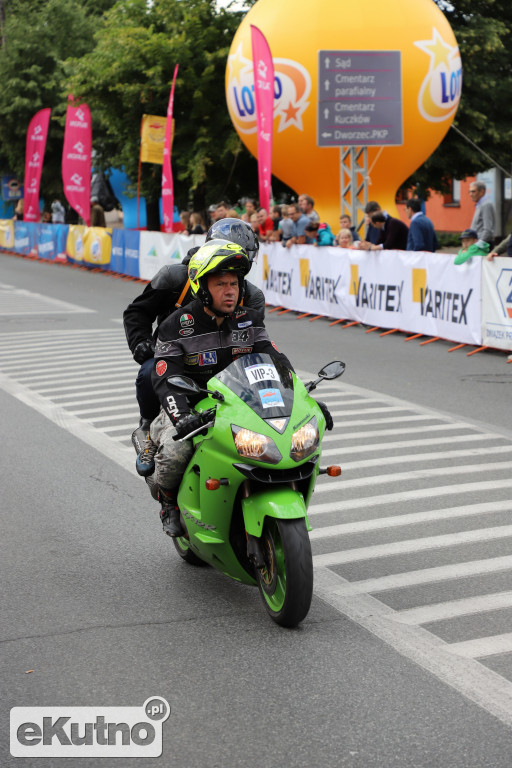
[320,423,466,442]
[0,351,132,371]
[309,479,512,514]
[314,567,512,729]
[447,633,512,659]
[18,364,136,384]
[36,381,136,395]
[313,461,512,493]
[0,341,126,357]
[0,371,135,474]
[312,525,512,566]
[396,591,512,625]
[65,393,137,409]
[322,433,498,456]
[330,446,512,470]
[70,402,140,416]
[309,500,512,540]
[329,555,512,596]
[85,411,139,424]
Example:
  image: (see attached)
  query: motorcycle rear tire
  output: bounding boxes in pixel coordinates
[257,518,313,628]
[173,536,207,566]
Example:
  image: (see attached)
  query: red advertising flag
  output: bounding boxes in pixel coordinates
[62,99,92,225]
[162,64,179,232]
[23,109,51,222]
[250,25,274,214]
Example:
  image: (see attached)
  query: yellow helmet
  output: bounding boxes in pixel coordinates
[188,239,251,307]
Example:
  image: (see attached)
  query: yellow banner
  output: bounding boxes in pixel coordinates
[140,115,174,165]
[0,219,15,249]
[83,227,112,266]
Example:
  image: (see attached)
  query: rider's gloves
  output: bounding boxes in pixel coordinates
[173,412,204,440]
[133,339,155,364]
[316,400,334,431]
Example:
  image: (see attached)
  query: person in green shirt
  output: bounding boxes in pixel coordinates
[454,228,490,265]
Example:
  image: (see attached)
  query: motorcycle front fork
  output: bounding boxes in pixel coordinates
[242,480,299,570]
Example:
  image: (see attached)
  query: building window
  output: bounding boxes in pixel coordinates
[443,178,460,206]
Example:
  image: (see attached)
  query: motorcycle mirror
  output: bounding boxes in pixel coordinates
[318,361,346,380]
[166,375,202,394]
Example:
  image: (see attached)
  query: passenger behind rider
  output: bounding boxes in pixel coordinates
[147,240,294,537]
[123,218,264,472]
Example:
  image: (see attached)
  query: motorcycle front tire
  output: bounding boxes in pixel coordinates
[257,517,313,628]
[173,536,207,566]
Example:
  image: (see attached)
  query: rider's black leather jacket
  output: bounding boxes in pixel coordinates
[123,250,265,356]
[151,299,293,421]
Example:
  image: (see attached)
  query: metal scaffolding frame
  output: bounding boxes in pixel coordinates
[340,147,368,236]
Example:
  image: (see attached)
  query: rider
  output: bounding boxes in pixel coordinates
[148,238,297,538]
[123,218,264,472]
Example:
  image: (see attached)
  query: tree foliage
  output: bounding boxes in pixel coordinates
[406,0,512,194]
[65,0,264,210]
[0,0,114,202]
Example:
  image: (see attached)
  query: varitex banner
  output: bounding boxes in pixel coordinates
[252,244,481,346]
[62,99,92,225]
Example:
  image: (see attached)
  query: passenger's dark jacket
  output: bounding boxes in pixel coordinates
[123,251,265,356]
[152,300,292,421]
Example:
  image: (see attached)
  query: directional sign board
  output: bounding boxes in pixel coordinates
[317,51,402,147]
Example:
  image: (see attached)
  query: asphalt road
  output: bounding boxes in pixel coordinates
[2,252,512,768]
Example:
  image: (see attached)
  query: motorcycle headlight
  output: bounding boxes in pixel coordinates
[290,417,319,462]
[231,425,282,464]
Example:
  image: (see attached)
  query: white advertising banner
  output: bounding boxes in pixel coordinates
[138,232,205,281]
[481,257,512,351]
[254,244,482,346]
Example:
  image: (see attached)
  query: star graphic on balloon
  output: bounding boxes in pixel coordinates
[279,100,304,130]
[415,27,457,71]
[227,42,251,85]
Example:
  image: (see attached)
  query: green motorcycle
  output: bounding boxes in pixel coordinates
[168,353,345,628]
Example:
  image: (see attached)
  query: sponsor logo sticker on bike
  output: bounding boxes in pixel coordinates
[199,351,217,366]
[156,360,167,376]
[245,363,278,385]
[259,388,285,409]
[179,328,194,337]
[180,314,194,327]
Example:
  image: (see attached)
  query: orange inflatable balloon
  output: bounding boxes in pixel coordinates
[225,0,461,229]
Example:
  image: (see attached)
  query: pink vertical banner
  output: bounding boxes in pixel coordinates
[162,64,179,232]
[251,25,274,214]
[62,99,92,225]
[23,109,51,222]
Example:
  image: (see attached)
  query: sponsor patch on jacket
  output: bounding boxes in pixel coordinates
[232,346,252,355]
[180,313,194,327]
[235,310,247,318]
[156,360,167,376]
[232,330,250,343]
[259,388,284,409]
[184,354,198,365]
[271,341,280,352]
[199,351,217,366]
[237,320,252,328]
[179,328,194,337]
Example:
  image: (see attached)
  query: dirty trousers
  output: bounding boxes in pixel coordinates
[150,408,194,491]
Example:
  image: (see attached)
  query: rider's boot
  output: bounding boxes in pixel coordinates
[131,418,157,477]
[158,487,185,538]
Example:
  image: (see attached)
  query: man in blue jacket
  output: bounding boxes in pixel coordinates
[405,198,439,252]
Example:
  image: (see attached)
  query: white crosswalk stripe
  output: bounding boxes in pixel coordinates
[1,326,512,716]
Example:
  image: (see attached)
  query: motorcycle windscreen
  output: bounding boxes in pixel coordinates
[214,353,294,418]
